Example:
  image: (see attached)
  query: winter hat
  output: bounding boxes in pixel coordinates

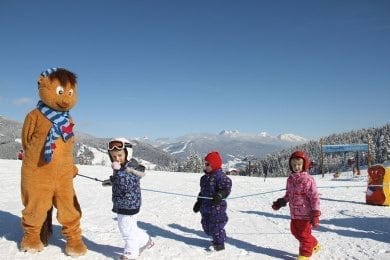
[40,67,58,77]
[107,137,133,162]
[289,150,310,171]
[205,151,223,171]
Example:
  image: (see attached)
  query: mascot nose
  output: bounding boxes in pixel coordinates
[58,101,70,109]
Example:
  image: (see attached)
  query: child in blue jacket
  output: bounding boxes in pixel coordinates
[103,137,153,260]
[193,151,232,251]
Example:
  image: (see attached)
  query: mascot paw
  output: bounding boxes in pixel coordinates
[20,235,44,253]
[65,238,87,257]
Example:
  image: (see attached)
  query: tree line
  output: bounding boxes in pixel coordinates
[181,124,390,177]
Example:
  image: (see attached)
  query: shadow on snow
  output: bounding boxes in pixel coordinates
[0,210,122,259]
[139,221,295,259]
[241,209,390,243]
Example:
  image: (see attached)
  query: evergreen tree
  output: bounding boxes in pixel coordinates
[183,152,203,173]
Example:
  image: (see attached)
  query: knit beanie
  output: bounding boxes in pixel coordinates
[205,151,222,171]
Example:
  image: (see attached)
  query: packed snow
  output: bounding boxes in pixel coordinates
[0,159,389,259]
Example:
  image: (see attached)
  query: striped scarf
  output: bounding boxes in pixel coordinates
[37,100,74,162]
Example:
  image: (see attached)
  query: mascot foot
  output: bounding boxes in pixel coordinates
[65,238,87,257]
[20,235,44,253]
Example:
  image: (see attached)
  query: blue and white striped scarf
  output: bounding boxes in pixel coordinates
[37,100,74,162]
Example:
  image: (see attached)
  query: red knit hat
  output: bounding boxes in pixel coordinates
[205,151,222,171]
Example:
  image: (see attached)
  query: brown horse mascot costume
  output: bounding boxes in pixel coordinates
[20,68,87,256]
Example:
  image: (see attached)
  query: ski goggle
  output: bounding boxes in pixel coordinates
[108,140,132,151]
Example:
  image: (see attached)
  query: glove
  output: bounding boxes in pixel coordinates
[212,193,223,205]
[272,198,287,211]
[111,161,121,170]
[128,158,144,170]
[212,190,229,205]
[136,164,146,172]
[127,159,146,172]
[212,190,230,205]
[102,179,112,186]
[102,176,113,186]
[126,167,146,177]
[193,201,201,213]
[311,210,321,228]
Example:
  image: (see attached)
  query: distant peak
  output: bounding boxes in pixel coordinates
[259,131,271,137]
[219,130,240,135]
[277,133,307,142]
[133,136,149,141]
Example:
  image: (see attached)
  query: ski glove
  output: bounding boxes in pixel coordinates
[126,167,146,177]
[193,201,201,213]
[212,190,229,205]
[311,210,321,228]
[193,193,202,213]
[128,158,146,172]
[102,176,113,186]
[125,159,146,177]
[272,198,287,211]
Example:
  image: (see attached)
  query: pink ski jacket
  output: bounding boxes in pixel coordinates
[283,171,320,220]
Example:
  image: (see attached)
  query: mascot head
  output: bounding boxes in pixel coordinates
[38,68,78,111]
[368,165,385,183]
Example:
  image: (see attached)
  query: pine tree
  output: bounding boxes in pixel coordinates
[183,152,203,173]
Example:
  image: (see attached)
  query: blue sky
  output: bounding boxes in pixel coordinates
[1,1,389,140]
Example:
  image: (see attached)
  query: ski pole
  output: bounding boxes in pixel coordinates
[77,173,104,182]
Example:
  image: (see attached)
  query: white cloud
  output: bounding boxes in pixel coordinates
[12,97,34,106]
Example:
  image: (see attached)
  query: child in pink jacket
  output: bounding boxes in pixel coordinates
[272,151,321,260]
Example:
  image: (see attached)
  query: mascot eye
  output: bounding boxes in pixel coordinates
[68,89,74,96]
[56,86,65,95]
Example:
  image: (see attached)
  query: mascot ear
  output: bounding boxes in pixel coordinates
[37,75,45,89]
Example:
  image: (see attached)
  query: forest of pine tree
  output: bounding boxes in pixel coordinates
[155,124,390,177]
[160,123,390,177]
[252,123,390,177]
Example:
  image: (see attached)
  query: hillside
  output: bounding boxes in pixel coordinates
[0,116,305,170]
[0,116,178,170]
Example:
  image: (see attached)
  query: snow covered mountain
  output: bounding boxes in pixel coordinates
[277,133,307,142]
[0,116,177,170]
[141,130,307,166]
[0,116,306,170]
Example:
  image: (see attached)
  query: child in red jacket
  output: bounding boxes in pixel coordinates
[272,151,321,260]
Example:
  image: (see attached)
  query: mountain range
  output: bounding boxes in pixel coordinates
[0,115,306,170]
[138,130,306,163]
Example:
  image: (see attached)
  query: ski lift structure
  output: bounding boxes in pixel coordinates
[319,141,371,178]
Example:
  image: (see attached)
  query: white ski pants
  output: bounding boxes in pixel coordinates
[117,214,149,257]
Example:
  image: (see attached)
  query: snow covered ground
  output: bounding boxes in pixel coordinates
[0,159,389,260]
